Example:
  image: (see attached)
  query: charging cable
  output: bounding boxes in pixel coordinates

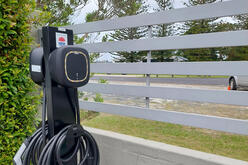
[14,86,100,165]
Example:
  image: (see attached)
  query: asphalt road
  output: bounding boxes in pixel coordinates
[91,76,229,86]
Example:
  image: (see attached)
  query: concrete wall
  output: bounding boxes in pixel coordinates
[85,127,248,165]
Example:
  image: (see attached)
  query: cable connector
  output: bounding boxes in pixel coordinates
[13,138,31,165]
[64,124,85,150]
[66,124,84,138]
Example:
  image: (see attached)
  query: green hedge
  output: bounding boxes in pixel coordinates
[0,0,40,164]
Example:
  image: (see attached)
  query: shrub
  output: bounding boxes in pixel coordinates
[0,0,40,164]
[78,91,85,98]
[98,78,108,84]
[93,93,104,103]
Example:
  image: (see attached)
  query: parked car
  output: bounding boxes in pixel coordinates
[229,76,248,90]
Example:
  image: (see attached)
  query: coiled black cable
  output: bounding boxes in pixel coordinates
[38,124,99,165]
[22,124,99,165]
[20,86,100,165]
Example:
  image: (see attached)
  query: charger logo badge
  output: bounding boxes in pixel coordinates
[59,37,65,46]
[56,32,68,48]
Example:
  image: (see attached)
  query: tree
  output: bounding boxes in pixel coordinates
[36,0,88,26]
[212,20,236,61]
[86,0,121,20]
[237,15,248,30]
[152,0,174,62]
[109,0,148,62]
[74,0,149,63]
[213,14,248,61]
[181,0,222,61]
[224,14,248,61]
[0,0,40,163]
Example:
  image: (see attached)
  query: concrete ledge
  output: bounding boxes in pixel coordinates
[85,127,248,165]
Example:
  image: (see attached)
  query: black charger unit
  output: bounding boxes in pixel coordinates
[14,27,99,165]
[49,46,90,88]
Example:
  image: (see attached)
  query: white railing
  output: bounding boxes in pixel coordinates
[64,0,248,135]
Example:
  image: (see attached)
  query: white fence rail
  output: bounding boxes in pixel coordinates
[79,101,248,135]
[90,62,248,75]
[75,31,248,53]
[80,83,248,106]
[64,0,248,34]
[64,0,248,135]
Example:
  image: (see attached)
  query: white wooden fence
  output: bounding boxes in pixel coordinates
[64,0,248,135]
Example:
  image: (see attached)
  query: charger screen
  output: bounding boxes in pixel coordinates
[65,51,88,82]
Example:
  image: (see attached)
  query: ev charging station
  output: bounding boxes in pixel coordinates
[14,27,100,165]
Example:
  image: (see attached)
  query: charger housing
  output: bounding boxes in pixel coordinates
[49,46,90,88]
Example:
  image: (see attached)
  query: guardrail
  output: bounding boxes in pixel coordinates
[65,0,248,135]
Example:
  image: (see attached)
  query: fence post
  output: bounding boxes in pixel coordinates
[146,26,152,108]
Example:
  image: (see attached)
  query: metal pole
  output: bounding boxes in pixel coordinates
[146,26,152,108]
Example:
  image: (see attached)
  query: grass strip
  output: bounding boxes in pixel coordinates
[82,113,248,161]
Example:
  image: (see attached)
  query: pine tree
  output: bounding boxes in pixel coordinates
[238,15,248,30]
[181,0,221,61]
[212,13,248,61]
[152,0,174,62]
[79,0,148,62]
[83,0,115,22]
[109,0,148,62]
[36,0,88,26]
[225,14,248,61]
